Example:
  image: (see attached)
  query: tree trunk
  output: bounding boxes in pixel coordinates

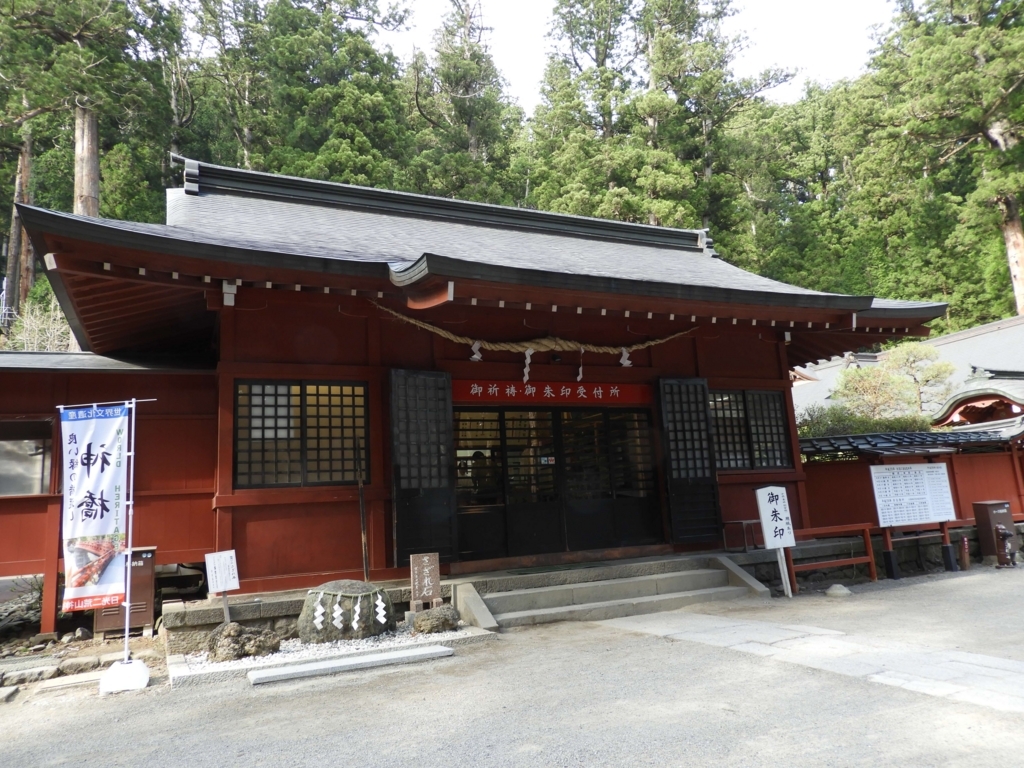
[4,148,27,325]
[998,193,1024,315]
[702,117,713,229]
[17,127,33,302]
[74,106,100,217]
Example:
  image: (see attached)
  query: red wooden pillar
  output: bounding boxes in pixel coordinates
[778,340,811,530]
[1010,444,1024,514]
[40,498,61,634]
[213,306,236,554]
[42,378,68,634]
[946,455,965,519]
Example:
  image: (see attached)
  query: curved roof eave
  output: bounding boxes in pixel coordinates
[932,385,1024,423]
[390,253,877,311]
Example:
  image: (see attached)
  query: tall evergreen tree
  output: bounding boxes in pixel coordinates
[871,0,1024,314]
[402,1,521,201]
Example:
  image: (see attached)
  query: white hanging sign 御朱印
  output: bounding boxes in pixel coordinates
[755,486,796,550]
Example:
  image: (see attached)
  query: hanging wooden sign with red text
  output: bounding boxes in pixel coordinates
[452,380,653,406]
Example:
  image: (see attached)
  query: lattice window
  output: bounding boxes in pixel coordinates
[234,380,368,489]
[709,391,751,469]
[746,391,792,469]
[661,381,713,480]
[304,383,369,484]
[392,372,451,490]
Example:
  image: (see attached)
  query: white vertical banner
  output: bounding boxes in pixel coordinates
[60,403,132,612]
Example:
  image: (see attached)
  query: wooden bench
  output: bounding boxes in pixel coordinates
[783,524,878,595]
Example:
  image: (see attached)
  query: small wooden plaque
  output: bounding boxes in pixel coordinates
[410,552,441,606]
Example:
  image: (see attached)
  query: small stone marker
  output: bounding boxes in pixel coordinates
[825,584,852,598]
[410,552,442,613]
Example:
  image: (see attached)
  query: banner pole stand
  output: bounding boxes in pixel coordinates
[221,592,231,624]
[777,548,793,599]
[100,399,150,694]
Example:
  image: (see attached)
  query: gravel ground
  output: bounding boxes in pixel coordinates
[185,623,471,672]
[3,567,1024,767]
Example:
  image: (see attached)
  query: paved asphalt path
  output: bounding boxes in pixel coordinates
[3,567,1024,767]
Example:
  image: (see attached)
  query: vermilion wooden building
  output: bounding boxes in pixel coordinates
[0,158,946,632]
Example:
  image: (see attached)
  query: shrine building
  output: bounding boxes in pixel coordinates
[0,158,947,632]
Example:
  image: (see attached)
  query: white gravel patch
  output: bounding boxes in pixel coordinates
[184,622,469,673]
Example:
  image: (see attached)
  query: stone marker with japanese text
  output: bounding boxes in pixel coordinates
[410,552,442,612]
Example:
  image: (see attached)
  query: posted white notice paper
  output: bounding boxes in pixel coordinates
[205,550,240,594]
[869,464,956,528]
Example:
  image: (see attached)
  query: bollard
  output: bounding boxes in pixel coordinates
[959,535,970,571]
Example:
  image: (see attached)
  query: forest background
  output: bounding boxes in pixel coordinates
[1,0,1023,348]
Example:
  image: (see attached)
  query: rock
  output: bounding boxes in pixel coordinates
[60,634,75,645]
[74,627,92,641]
[206,622,280,662]
[59,656,100,675]
[297,580,396,644]
[133,648,162,662]
[29,633,58,645]
[825,584,853,598]
[273,617,298,640]
[413,604,460,634]
[98,652,124,668]
[30,644,46,653]
[3,666,59,685]
[0,686,17,703]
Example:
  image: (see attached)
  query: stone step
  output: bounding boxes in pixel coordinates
[246,645,454,686]
[467,556,709,597]
[492,585,750,628]
[483,568,728,615]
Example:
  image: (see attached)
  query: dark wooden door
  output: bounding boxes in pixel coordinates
[658,379,721,544]
[607,410,662,545]
[560,410,617,551]
[454,410,507,561]
[503,410,564,556]
[390,370,457,565]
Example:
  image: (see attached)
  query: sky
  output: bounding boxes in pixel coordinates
[377,0,898,114]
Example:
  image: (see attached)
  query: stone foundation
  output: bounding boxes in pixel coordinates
[160,584,452,656]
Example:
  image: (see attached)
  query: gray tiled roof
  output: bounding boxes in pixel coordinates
[0,351,211,372]
[17,157,950,328]
[800,427,1022,458]
[165,189,868,307]
[19,199,882,310]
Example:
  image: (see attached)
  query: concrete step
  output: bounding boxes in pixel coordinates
[466,555,710,597]
[247,645,454,686]
[492,585,750,628]
[483,568,729,615]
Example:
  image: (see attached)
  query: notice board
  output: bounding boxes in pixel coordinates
[869,464,957,528]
